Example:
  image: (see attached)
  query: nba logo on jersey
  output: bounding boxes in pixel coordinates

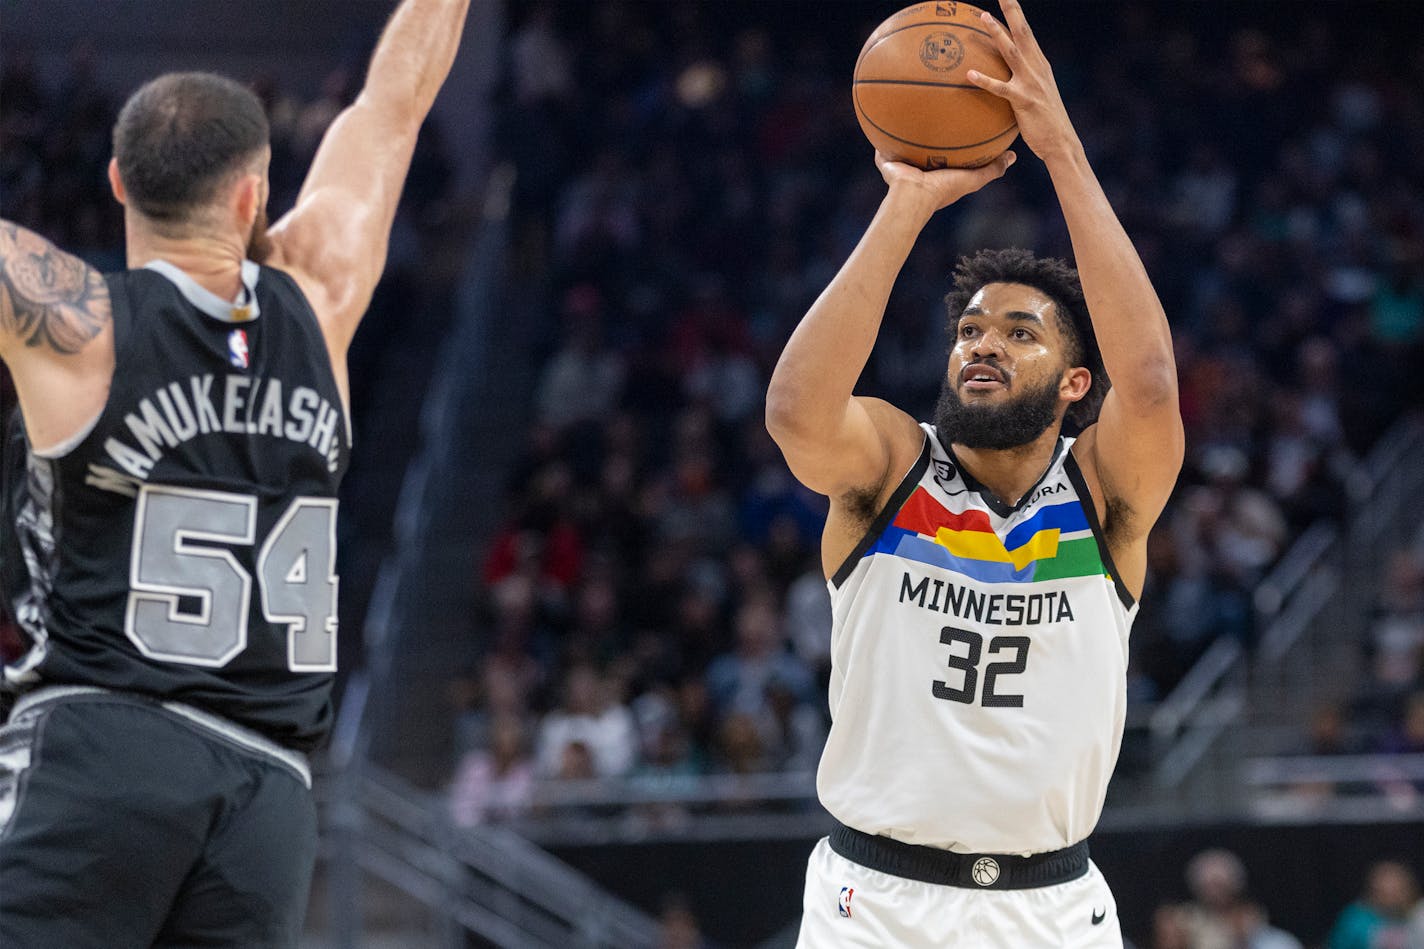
[228,329,249,369]
[837,886,854,918]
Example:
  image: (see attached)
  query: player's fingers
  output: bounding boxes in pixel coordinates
[998,0,1044,56]
[874,148,907,171]
[957,149,1017,193]
[966,69,1015,102]
[977,10,1024,68]
[987,148,1017,178]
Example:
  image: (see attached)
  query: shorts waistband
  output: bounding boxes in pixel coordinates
[828,823,1089,890]
[10,685,311,789]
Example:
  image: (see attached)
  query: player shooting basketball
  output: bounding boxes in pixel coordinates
[0,1,469,945]
[767,1,1183,945]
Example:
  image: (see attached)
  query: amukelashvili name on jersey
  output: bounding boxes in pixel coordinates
[86,372,345,496]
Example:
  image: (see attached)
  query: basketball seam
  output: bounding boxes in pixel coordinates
[854,78,987,90]
[852,92,1018,151]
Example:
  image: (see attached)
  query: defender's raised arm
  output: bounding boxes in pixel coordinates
[268,0,471,350]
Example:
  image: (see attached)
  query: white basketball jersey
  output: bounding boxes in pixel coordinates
[817,424,1137,855]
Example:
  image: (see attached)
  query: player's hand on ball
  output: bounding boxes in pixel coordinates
[967,0,1078,163]
[876,148,1017,215]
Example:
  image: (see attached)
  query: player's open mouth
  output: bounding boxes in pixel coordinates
[961,364,1007,391]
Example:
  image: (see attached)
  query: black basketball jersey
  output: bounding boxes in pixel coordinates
[2,260,349,751]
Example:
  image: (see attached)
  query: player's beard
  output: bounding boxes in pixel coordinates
[246,204,273,264]
[933,369,1062,450]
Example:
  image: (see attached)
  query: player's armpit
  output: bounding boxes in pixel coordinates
[0,220,111,359]
[769,395,920,504]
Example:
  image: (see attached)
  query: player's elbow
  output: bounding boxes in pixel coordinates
[1116,358,1178,413]
[764,382,813,447]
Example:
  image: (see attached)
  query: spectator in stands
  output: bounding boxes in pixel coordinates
[1328,861,1421,949]
[713,712,768,776]
[656,893,709,949]
[449,652,539,759]
[761,675,825,774]
[1183,848,1250,949]
[1380,693,1424,757]
[553,740,597,782]
[1225,899,1304,949]
[534,284,626,431]
[1147,902,1192,949]
[563,574,629,668]
[536,663,638,778]
[1374,693,1424,805]
[1194,446,1290,589]
[449,712,536,826]
[782,555,833,679]
[483,461,585,595]
[1362,552,1424,724]
[705,592,813,733]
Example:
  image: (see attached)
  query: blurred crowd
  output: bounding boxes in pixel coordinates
[447,0,1424,825]
[1138,848,1424,949]
[1281,531,1424,808]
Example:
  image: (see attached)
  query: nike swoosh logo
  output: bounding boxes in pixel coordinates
[1091,908,1106,926]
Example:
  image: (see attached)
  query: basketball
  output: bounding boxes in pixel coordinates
[853,1,1018,169]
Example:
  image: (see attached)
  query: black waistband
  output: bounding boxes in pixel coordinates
[828,823,1089,890]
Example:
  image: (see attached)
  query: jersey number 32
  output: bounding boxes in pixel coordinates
[124,485,338,672]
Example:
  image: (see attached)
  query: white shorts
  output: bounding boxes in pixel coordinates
[796,836,1123,948]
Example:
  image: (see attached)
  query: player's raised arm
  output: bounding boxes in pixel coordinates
[267,0,471,351]
[0,220,114,450]
[765,151,1016,503]
[968,0,1183,535]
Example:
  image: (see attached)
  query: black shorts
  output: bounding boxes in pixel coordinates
[0,686,317,949]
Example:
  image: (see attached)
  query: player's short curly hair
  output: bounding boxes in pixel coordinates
[942,247,1109,429]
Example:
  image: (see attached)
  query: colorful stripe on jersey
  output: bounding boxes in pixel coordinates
[861,486,1107,584]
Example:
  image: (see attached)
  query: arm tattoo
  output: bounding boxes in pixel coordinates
[0,221,111,355]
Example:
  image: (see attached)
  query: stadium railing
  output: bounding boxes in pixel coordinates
[1148,415,1424,804]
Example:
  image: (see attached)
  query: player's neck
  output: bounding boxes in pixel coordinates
[950,425,1063,509]
[126,220,247,301]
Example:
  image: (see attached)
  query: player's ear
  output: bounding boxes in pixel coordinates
[1061,366,1091,403]
[232,172,262,229]
[108,157,127,206]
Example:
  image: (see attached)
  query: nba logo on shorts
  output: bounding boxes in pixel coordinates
[228,329,250,369]
[838,886,854,918]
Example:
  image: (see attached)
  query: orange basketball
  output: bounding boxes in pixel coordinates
[853,1,1019,169]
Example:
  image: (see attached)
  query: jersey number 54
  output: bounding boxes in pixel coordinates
[124,484,338,672]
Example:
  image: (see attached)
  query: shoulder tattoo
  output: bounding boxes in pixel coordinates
[0,221,111,355]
